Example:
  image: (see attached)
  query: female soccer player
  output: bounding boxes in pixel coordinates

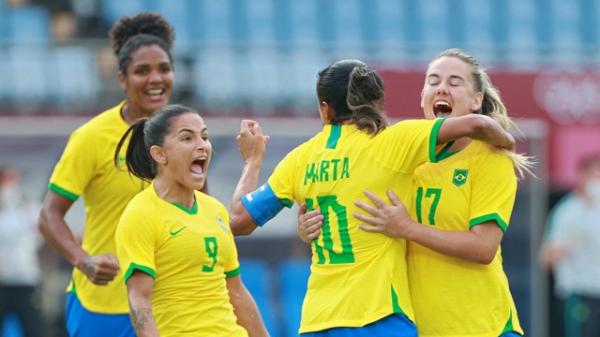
[114,104,269,337]
[230,59,515,336]
[350,49,529,337]
[38,13,175,337]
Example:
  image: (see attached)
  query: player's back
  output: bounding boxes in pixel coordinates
[267,119,441,332]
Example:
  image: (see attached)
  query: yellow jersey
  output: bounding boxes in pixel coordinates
[49,101,147,313]
[408,140,523,337]
[262,119,443,332]
[115,185,247,337]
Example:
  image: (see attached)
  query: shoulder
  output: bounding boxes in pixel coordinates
[196,191,227,212]
[72,104,123,138]
[124,188,157,215]
[472,142,513,169]
[384,119,436,133]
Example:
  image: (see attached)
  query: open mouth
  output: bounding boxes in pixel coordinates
[144,88,167,100]
[433,101,452,117]
[190,157,207,177]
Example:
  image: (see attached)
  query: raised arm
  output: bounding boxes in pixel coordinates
[437,114,514,150]
[230,120,269,235]
[38,191,120,284]
[227,276,270,337]
[126,272,159,337]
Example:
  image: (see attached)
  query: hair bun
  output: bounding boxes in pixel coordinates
[109,12,175,56]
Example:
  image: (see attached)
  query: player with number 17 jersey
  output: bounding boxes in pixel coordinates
[242,118,444,333]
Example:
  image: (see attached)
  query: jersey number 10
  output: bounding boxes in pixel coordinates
[306,195,355,265]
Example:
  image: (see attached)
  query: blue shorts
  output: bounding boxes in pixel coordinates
[65,292,135,337]
[301,314,417,337]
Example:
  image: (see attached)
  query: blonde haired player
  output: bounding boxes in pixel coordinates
[349,49,530,337]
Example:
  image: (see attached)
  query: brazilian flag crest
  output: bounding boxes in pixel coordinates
[452,169,468,187]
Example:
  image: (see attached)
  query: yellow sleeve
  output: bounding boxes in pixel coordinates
[220,207,241,278]
[468,154,517,232]
[373,118,444,173]
[115,202,157,282]
[266,146,302,206]
[49,128,98,200]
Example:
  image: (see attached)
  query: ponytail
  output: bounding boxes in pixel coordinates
[114,118,156,181]
[346,65,388,135]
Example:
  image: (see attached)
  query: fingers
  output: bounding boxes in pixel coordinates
[240,119,256,133]
[354,200,379,216]
[86,254,120,285]
[297,206,323,243]
[358,224,383,233]
[353,212,384,226]
[387,190,402,207]
[363,191,386,208]
[298,203,307,216]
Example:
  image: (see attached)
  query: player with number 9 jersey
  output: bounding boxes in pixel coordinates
[116,185,247,337]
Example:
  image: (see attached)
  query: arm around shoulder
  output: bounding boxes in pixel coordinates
[438,114,514,149]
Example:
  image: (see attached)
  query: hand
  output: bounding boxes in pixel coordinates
[297,203,323,243]
[77,253,120,285]
[237,120,270,164]
[499,130,516,152]
[354,190,416,239]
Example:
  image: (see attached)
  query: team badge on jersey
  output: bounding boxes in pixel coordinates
[452,169,468,187]
[216,217,229,233]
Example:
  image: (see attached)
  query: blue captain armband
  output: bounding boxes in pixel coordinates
[241,183,292,226]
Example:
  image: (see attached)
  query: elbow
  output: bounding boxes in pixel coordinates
[474,248,497,265]
[230,215,256,236]
[468,114,492,137]
[37,206,51,237]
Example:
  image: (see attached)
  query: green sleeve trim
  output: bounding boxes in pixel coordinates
[280,198,293,208]
[48,183,79,201]
[469,213,508,232]
[225,267,241,279]
[429,118,445,163]
[124,263,156,283]
[326,124,342,149]
[435,140,460,162]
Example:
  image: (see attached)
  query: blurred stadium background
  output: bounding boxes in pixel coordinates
[1,0,600,336]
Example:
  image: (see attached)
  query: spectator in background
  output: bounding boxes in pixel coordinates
[540,153,600,337]
[5,0,77,42]
[0,166,43,337]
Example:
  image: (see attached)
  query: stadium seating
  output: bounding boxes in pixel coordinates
[6,5,50,46]
[50,47,100,106]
